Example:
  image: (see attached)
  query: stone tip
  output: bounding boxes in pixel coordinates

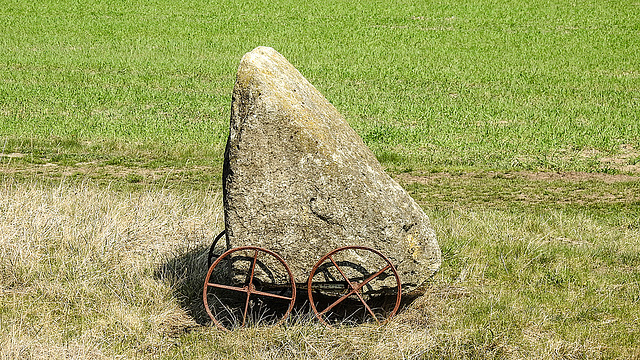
[251,46,277,54]
[239,47,288,74]
[242,46,280,62]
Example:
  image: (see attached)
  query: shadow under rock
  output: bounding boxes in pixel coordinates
[155,242,220,325]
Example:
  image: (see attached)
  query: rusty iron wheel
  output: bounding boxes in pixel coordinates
[203,246,296,331]
[307,246,401,327]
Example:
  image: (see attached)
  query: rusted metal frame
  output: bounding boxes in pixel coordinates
[205,243,401,330]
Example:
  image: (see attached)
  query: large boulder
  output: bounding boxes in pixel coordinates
[223,46,441,295]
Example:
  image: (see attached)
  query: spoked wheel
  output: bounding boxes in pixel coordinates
[203,246,296,331]
[307,246,401,327]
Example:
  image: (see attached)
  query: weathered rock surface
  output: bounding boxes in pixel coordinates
[223,46,441,295]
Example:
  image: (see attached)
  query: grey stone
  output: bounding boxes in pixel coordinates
[223,46,441,295]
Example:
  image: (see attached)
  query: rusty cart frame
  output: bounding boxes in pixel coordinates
[203,230,402,331]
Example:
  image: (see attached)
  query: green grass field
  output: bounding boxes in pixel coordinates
[1,0,639,358]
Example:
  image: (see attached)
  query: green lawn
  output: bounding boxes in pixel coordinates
[2,0,638,172]
[1,0,639,358]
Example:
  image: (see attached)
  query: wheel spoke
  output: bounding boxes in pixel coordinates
[348,264,392,323]
[317,283,379,323]
[353,291,379,323]
[353,264,392,292]
[316,255,361,316]
[247,249,259,287]
[328,255,356,290]
[251,289,294,301]
[207,283,249,293]
[241,250,259,327]
[318,291,354,316]
[241,291,251,327]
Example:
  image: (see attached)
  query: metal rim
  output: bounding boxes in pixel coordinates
[307,246,402,327]
[203,246,297,331]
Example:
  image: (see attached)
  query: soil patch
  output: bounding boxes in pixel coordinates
[396,171,640,185]
[395,171,640,208]
[0,163,221,188]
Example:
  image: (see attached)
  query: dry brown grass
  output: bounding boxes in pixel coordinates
[1,178,638,359]
[0,179,223,359]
